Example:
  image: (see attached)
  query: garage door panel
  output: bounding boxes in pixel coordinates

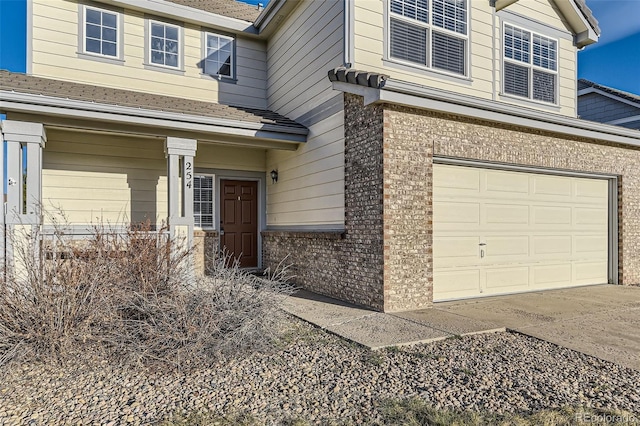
[485,204,529,224]
[573,261,608,285]
[533,235,572,256]
[485,170,529,194]
[484,236,529,258]
[433,236,480,267]
[532,175,572,198]
[532,264,573,287]
[485,267,529,290]
[434,201,480,225]
[434,164,610,301]
[433,269,481,300]
[574,235,608,256]
[532,206,572,225]
[434,165,480,191]
[574,207,608,227]
[575,179,608,201]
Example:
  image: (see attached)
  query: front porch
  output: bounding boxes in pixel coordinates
[0,71,307,272]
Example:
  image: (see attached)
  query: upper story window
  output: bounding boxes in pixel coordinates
[503,23,558,104]
[149,20,181,68]
[203,32,234,79]
[389,0,468,76]
[83,6,119,57]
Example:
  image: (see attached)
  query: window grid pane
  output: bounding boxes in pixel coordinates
[85,8,118,57]
[205,34,233,77]
[532,34,557,71]
[390,0,429,23]
[150,22,180,67]
[390,18,428,66]
[504,25,530,63]
[194,176,214,228]
[432,0,467,34]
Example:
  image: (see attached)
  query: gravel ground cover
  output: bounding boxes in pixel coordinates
[1,318,639,425]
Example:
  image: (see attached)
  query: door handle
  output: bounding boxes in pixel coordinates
[479,242,486,258]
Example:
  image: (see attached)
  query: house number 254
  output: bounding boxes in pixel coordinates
[185,161,193,189]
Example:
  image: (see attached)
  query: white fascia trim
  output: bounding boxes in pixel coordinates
[551,0,598,47]
[578,87,640,110]
[0,91,307,143]
[332,81,640,147]
[98,0,258,35]
[607,115,640,126]
[253,0,286,31]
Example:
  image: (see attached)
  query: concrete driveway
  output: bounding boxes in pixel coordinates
[428,285,640,371]
[284,285,640,371]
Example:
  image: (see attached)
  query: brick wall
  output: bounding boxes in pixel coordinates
[262,94,386,311]
[382,106,433,311]
[264,94,640,312]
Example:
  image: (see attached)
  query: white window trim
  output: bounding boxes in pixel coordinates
[194,174,215,230]
[145,18,184,72]
[502,22,559,105]
[202,31,236,80]
[78,4,124,62]
[386,0,470,78]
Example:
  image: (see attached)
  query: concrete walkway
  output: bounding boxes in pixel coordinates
[282,285,640,371]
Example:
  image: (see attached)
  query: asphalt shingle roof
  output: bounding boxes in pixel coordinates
[165,0,262,22]
[578,79,640,105]
[0,70,305,130]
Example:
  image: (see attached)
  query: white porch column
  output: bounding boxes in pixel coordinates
[165,137,197,244]
[1,120,47,276]
[0,120,47,224]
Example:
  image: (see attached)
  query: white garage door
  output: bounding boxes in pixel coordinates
[433,164,609,301]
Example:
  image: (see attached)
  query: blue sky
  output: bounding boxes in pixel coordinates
[578,0,640,95]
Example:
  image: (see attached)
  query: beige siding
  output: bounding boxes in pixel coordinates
[266,111,345,226]
[42,130,268,226]
[353,0,577,116]
[31,0,267,109]
[42,130,168,226]
[195,144,266,172]
[266,0,345,227]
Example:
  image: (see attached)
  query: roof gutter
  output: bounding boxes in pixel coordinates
[331,79,640,147]
[0,91,307,145]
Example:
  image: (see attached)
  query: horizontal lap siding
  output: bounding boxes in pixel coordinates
[42,130,167,226]
[42,130,268,226]
[195,144,266,172]
[31,0,267,109]
[354,0,577,116]
[266,0,345,227]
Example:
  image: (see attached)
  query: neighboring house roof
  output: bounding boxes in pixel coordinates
[164,0,262,22]
[578,79,640,105]
[0,70,304,130]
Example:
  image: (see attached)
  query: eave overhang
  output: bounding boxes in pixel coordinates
[331,78,640,148]
[0,91,307,150]
[551,0,600,48]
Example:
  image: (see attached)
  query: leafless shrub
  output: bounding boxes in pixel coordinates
[0,210,294,371]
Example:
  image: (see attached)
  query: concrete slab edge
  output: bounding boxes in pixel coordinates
[282,310,371,350]
[505,328,639,372]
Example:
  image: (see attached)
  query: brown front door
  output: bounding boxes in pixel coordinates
[220,180,258,268]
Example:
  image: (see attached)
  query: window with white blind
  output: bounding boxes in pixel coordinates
[389,0,468,76]
[503,23,557,104]
[194,175,214,228]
